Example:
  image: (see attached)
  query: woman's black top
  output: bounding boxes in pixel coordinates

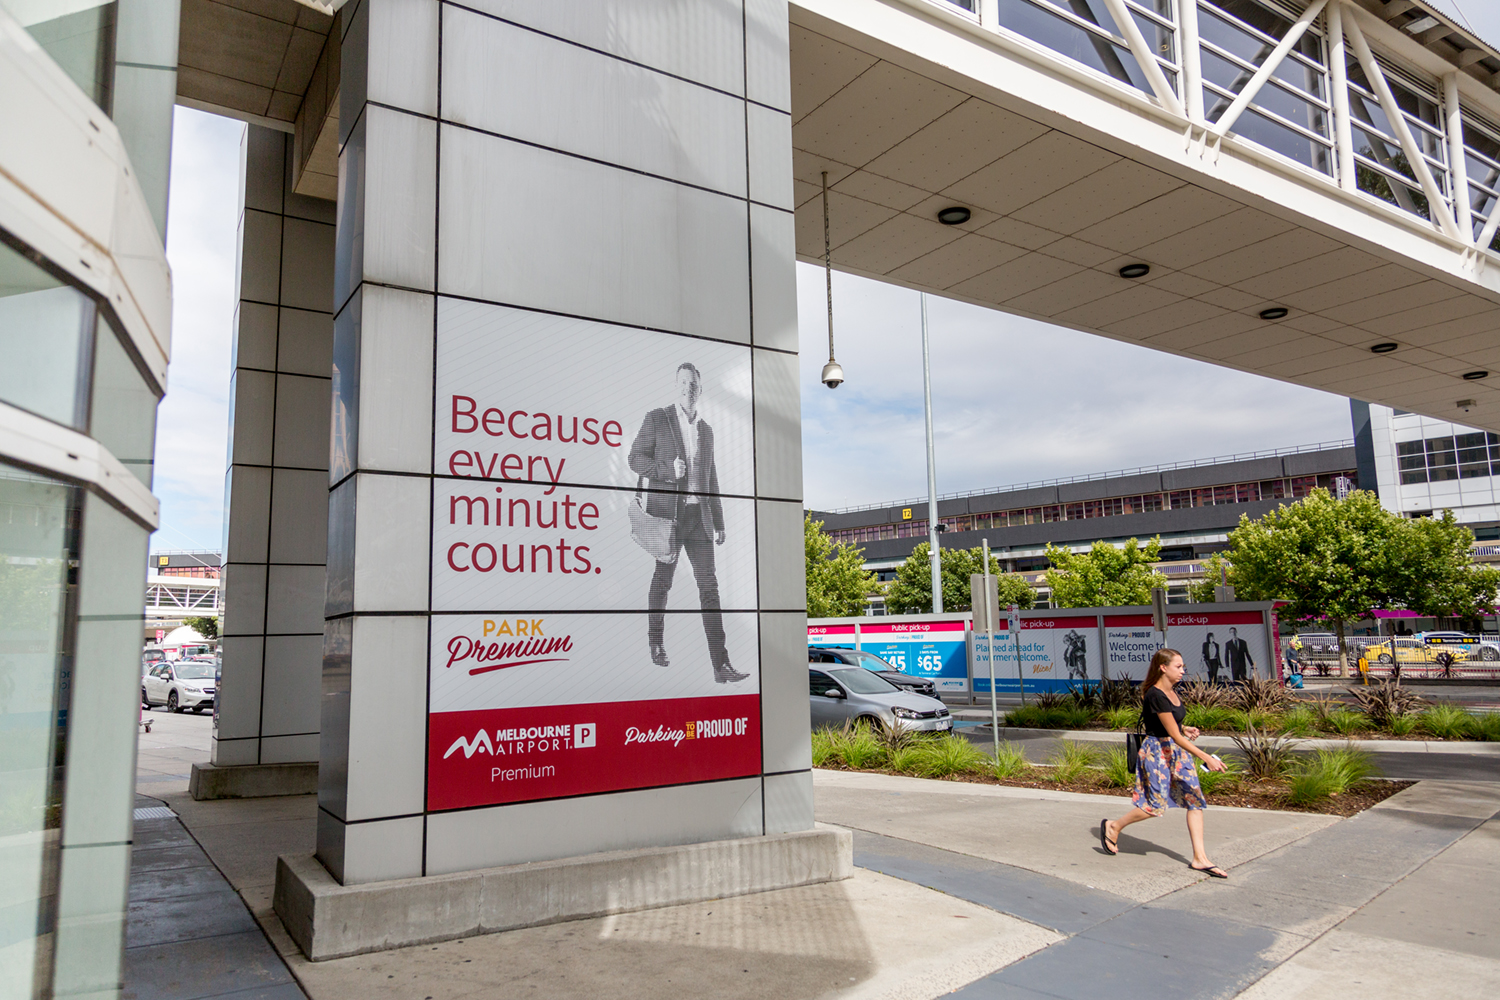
[1142,686,1185,739]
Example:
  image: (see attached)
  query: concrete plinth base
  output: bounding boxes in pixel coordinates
[190,762,319,800]
[274,827,853,961]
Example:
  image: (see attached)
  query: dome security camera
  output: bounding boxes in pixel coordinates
[821,360,844,389]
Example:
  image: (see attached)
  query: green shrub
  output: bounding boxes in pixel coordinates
[1195,755,1241,796]
[1323,709,1369,736]
[1033,690,1069,710]
[1223,709,1251,732]
[830,722,885,769]
[911,733,989,778]
[811,728,837,767]
[1047,740,1098,783]
[1245,707,1275,731]
[1418,704,1478,740]
[990,741,1029,779]
[1230,726,1299,780]
[1103,706,1140,730]
[1388,714,1418,737]
[1277,706,1318,737]
[1004,705,1094,730]
[1185,705,1237,731]
[1473,712,1500,742]
[1100,747,1133,788]
[1286,746,1379,805]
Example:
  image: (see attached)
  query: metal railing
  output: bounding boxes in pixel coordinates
[1293,634,1500,680]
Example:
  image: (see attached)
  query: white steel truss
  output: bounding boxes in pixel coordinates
[969,0,1500,254]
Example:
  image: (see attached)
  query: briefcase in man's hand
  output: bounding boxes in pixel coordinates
[628,478,678,563]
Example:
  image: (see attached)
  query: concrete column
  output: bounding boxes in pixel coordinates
[215,125,335,771]
[317,0,807,886]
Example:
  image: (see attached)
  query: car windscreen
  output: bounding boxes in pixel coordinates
[844,650,899,672]
[175,662,215,680]
[828,668,899,695]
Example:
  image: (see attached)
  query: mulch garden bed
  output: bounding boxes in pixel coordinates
[821,762,1413,817]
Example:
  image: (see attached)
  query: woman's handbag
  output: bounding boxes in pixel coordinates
[1125,714,1146,775]
[628,477,678,563]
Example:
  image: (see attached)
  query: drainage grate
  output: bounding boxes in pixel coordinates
[133,806,177,821]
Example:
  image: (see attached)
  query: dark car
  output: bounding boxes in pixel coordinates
[808,646,939,699]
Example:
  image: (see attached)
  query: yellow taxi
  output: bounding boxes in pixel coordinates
[1368,637,1470,666]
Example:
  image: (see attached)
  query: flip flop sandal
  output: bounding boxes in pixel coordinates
[1099,819,1118,856]
[1190,865,1229,879]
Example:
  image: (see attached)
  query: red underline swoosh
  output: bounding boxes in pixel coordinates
[468,658,570,676]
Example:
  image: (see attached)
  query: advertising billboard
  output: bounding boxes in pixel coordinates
[807,620,969,692]
[972,613,1101,693]
[1104,611,1269,682]
[427,300,760,811]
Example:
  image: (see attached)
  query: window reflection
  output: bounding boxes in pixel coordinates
[90,322,160,487]
[1000,0,1179,98]
[0,0,118,112]
[0,465,80,1000]
[0,237,95,430]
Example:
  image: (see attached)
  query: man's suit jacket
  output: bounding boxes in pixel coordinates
[1224,638,1253,671]
[628,405,724,537]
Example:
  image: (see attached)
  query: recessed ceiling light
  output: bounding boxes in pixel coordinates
[936,206,971,225]
[1118,263,1151,279]
[1259,307,1289,320]
[1462,370,1489,380]
[1370,342,1399,354]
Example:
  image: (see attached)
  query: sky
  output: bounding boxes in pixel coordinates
[150,0,1500,546]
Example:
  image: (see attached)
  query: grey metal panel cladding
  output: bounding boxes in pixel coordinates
[937,497,971,517]
[1160,457,1286,490]
[1282,446,1358,477]
[968,485,1061,512]
[1057,472,1164,503]
[809,509,870,531]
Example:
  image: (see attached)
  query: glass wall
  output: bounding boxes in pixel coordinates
[90,317,159,487]
[1199,0,1331,175]
[1461,111,1500,249]
[0,239,95,430]
[0,466,79,1000]
[1397,433,1500,485]
[0,0,118,112]
[1346,56,1449,222]
[1000,0,1179,98]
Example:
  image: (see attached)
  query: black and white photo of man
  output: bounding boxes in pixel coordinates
[628,363,747,684]
[1201,632,1222,683]
[1224,627,1255,682]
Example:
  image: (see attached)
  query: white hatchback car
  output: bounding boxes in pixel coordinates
[142,658,217,713]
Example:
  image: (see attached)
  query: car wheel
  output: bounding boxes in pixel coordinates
[1378,653,1393,665]
[857,715,885,733]
[1481,647,1500,662]
[167,690,179,713]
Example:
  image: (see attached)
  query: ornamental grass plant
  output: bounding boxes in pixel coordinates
[1276,706,1318,737]
[1286,746,1380,805]
[1195,754,1242,795]
[1103,706,1141,731]
[1100,747,1133,788]
[1230,726,1300,780]
[910,733,990,778]
[1047,741,1098,783]
[1322,709,1370,736]
[990,740,1030,779]
[1418,703,1478,740]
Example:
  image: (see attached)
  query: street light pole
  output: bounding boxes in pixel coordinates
[921,293,942,614]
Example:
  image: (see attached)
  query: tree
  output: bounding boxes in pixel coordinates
[886,542,1034,615]
[1186,552,1235,604]
[1045,537,1167,608]
[1225,489,1399,675]
[1381,509,1500,623]
[804,515,879,618]
[182,615,219,640]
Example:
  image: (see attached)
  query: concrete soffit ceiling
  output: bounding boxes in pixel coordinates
[176,0,339,199]
[787,0,1500,434]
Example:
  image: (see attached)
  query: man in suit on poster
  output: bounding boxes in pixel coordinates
[1224,627,1255,682]
[629,363,747,684]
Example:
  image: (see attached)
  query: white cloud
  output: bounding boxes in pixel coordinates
[154,107,244,553]
[797,263,1354,512]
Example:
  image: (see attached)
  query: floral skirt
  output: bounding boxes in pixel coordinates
[1132,736,1206,816]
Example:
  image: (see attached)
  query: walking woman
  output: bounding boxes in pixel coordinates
[1099,648,1229,878]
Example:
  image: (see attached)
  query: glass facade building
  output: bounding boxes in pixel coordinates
[0,2,174,996]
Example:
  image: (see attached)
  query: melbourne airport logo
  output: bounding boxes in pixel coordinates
[443,721,596,760]
[444,618,574,676]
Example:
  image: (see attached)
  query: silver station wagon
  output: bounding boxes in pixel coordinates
[808,665,951,733]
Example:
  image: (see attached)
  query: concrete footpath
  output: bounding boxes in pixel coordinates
[126,710,1500,999]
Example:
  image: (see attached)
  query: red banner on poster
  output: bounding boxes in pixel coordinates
[427,694,761,810]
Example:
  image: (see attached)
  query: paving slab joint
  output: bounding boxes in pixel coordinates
[273,826,854,961]
[190,761,320,800]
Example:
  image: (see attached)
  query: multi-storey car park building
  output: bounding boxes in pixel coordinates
[11,0,1500,994]
[812,438,1362,605]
